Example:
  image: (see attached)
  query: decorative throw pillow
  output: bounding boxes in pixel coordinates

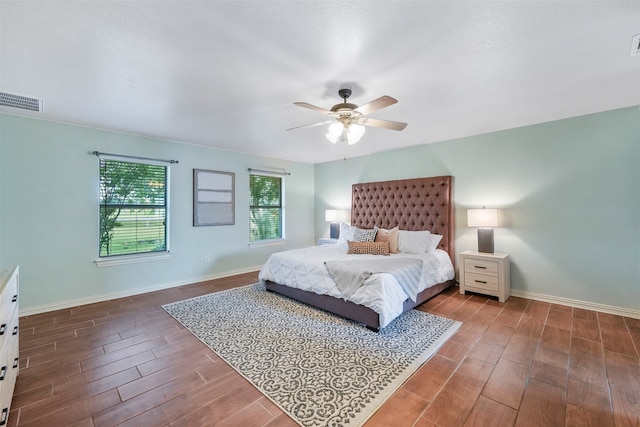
[374,226,399,253]
[397,230,430,253]
[347,241,390,256]
[351,227,377,242]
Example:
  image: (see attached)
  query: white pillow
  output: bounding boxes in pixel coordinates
[397,230,430,253]
[337,223,354,245]
[425,234,443,253]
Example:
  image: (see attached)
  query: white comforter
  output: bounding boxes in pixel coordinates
[258,244,455,328]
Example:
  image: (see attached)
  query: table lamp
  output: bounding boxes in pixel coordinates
[467,208,499,253]
[325,209,349,239]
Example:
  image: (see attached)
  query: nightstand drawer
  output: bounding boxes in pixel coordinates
[464,272,499,292]
[464,258,499,276]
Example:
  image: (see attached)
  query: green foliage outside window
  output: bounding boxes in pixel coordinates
[249,174,282,241]
[99,159,168,257]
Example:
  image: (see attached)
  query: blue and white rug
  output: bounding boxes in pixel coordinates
[162,283,460,427]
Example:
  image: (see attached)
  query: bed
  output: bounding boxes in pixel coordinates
[259,175,456,331]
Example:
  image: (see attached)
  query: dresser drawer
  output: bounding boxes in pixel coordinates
[464,272,499,292]
[464,258,499,276]
[0,292,18,349]
[0,274,17,314]
[0,338,19,424]
[0,309,18,360]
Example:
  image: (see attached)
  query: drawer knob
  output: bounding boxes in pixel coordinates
[11,294,17,303]
[0,366,6,381]
[0,407,7,426]
[12,358,18,369]
[12,326,18,336]
[474,265,487,269]
[0,324,5,335]
[475,279,488,284]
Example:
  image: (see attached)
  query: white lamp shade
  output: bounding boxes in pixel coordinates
[325,123,365,145]
[325,122,344,144]
[325,209,349,223]
[346,124,365,145]
[467,208,499,227]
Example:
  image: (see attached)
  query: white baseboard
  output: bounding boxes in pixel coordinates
[510,289,640,320]
[21,272,640,320]
[19,265,264,317]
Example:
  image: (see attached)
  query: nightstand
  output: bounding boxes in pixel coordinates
[318,238,338,245]
[459,250,510,302]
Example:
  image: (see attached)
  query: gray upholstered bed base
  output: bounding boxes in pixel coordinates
[266,279,455,331]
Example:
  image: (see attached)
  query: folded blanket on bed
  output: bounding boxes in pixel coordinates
[324,257,424,302]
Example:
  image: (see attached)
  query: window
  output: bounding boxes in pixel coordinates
[249,172,284,242]
[99,158,169,257]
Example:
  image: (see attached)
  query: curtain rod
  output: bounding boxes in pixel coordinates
[247,168,290,176]
[93,151,179,164]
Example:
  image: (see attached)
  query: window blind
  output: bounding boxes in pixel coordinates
[249,174,282,242]
[99,159,168,257]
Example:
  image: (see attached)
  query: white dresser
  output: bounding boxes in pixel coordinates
[0,266,19,426]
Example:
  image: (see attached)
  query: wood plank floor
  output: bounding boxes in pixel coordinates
[10,272,640,426]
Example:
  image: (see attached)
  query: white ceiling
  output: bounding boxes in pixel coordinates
[1,1,639,164]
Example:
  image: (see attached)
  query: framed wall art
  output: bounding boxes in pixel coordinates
[193,169,235,226]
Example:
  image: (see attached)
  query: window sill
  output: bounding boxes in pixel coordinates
[249,239,286,249]
[94,252,171,268]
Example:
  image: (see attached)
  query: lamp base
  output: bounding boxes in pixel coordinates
[477,228,494,253]
[329,223,340,239]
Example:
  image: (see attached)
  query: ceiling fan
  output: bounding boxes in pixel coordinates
[287,89,407,145]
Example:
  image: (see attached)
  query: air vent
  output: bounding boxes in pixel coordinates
[631,34,640,56]
[0,91,43,112]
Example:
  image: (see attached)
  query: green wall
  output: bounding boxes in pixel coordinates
[0,114,315,312]
[2,106,638,314]
[314,106,640,312]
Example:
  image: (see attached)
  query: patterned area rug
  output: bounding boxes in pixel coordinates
[162,283,460,427]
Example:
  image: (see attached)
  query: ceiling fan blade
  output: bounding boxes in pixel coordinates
[286,120,334,131]
[293,102,333,115]
[354,96,398,116]
[363,117,407,131]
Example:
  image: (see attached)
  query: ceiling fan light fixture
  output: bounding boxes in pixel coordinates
[325,122,344,144]
[347,124,365,145]
[325,122,365,145]
[293,88,406,144]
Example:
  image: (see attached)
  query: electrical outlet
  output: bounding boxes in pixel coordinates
[204,256,210,264]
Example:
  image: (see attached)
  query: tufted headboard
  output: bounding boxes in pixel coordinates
[351,176,455,265]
